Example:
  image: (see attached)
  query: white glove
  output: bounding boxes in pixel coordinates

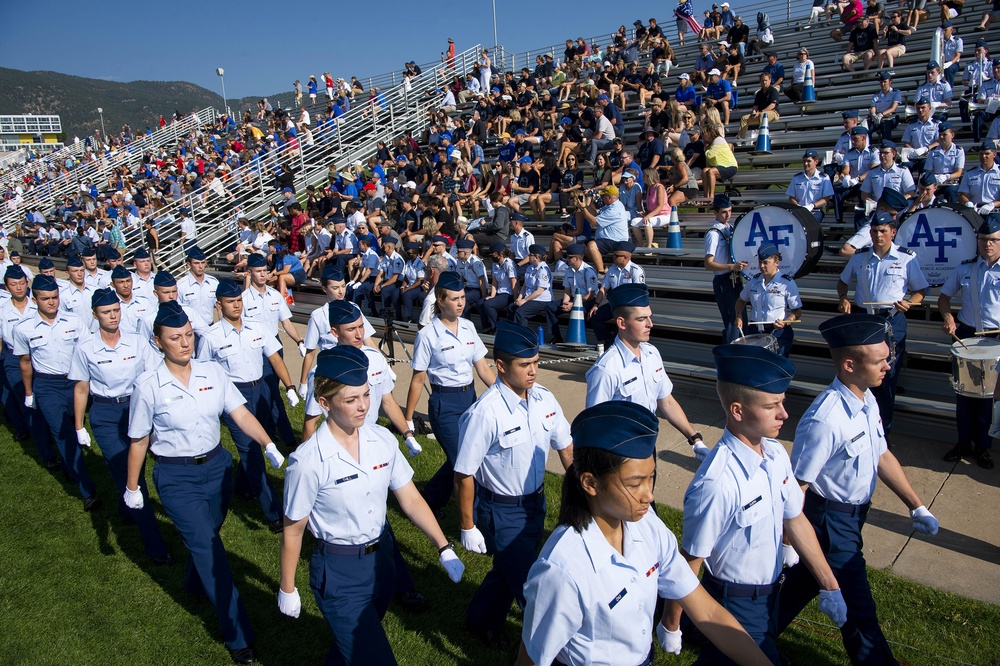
[439,547,465,582]
[910,505,940,535]
[693,441,710,462]
[967,200,977,208]
[802,203,814,212]
[818,589,848,627]
[406,419,416,432]
[873,113,883,125]
[988,401,1000,438]
[782,543,800,568]
[76,428,92,447]
[297,341,307,357]
[404,436,422,457]
[461,526,488,554]
[278,587,301,618]
[832,150,844,164]
[913,146,929,157]
[24,394,33,408]
[656,622,683,655]
[298,383,308,399]
[264,443,285,469]
[934,173,948,185]
[123,485,144,510]
[286,388,300,407]
[979,203,996,215]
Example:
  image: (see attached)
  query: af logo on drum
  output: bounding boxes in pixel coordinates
[897,204,979,286]
[730,204,824,278]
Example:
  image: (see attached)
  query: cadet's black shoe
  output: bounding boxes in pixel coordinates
[151,552,175,567]
[228,646,257,665]
[974,448,995,469]
[83,496,101,512]
[268,519,285,534]
[44,458,61,469]
[469,625,510,651]
[943,443,971,462]
[396,590,429,612]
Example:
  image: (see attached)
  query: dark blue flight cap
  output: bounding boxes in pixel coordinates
[571,401,658,459]
[608,283,649,310]
[489,242,507,254]
[185,246,207,261]
[878,187,908,213]
[66,255,84,268]
[851,126,869,136]
[494,321,539,358]
[713,193,732,209]
[456,239,475,250]
[133,248,150,259]
[4,266,26,281]
[880,140,896,150]
[315,345,369,386]
[406,242,423,252]
[154,301,189,328]
[870,211,896,228]
[982,139,997,151]
[328,299,362,326]
[81,247,97,257]
[938,121,953,132]
[613,240,637,254]
[247,253,267,268]
[757,243,780,260]
[528,244,547,256]
[38,257,54,270]
[437,270,464,292]
[979,212,1000,235]
[91,288,119,308]
[31,275,58,293]
[321,265,344,282]
[215,278,243,299]
[106,248,121,260]
[111,265,131,280]
[819,314,892,348]
[432,235,450,244]
[918,172,937,187]
[153,270,176,287]
[714,343,795,393]
[842,109,859,119]
[566,243,586,256]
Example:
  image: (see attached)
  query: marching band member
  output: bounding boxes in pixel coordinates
[957,139,1000,215]
[704,193,747,343]
[734,243,803,358]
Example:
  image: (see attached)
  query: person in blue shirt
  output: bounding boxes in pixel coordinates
[704,69,733,125]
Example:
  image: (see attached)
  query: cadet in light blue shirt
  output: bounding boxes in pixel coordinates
[923,122,965,202]
[779,314,938,666]
[787,149,835,221]
[734,243,803,357]
[513,244,560,341]
[901,99,941,159]
[455,238,488,320]
[590,240,647,347]
[915,60,953,120]
[351,236,382,316]
[558,243,599,322]
[455,321,573,643]
[481,242,517,333]
[958,139,1000,212]
[175,246,219,326]
[869,73,904,141]
[59,255,95,317]
[670,344,846,663]
[399,242,427,323]
[860,141,916,204]
[834,127,878,224]
[0,266,45,457]
[373,237,405,319]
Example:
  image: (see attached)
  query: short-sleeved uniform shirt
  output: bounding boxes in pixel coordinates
[585,337,672,413]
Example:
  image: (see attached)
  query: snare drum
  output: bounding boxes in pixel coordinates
[732,333,779,354]
[951,337,1000,398]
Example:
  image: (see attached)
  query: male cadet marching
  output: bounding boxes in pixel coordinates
[81,247,110,289]
[777,314,940,665]
[665,344,847,663]
[59,255,94,317]
[198,279,300,532]
[130,247,156,302]
[837,211,928,437]
[15,275,97,509]
[586,283,708,460]
[588,240,646,348]
[242,253,307,448]
[455,321,574,649]
[107,265,152,335]
[176,246,219,327]
[704,193,746,343]
[137,271,211,354]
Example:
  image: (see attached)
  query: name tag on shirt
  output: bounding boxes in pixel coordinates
[441,345,455,352]
[335,474,358,485]
[164,395,184,404]
[742,495,763,511]
[503,426,522,436]
[850,432,866,443]
[622,376,638,386]
[609,587,628,609]
[97,360,112,365]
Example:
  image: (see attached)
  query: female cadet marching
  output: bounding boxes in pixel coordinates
[733,243,803,358]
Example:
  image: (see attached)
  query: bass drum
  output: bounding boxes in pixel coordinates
[730,203,824,279]
[897,203,980,287]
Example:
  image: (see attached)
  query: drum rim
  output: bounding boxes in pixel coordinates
[729,203,824,279]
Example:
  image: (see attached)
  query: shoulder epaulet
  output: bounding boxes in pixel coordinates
[962,257,978,264]
[810,389,841,422]
[751,272,761,279]
[856,246,871,253]
[898,246,915,255]
[700,445,732,483]
[781,273,794,281]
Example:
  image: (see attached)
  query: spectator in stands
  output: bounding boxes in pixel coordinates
[784,48,815,104]
[702,123,738,201]
[583,106,616,164]
[747,12,774,55]
[723,43,743,86]
[924,122,964,202]
[674,74,698,114]
[917,61,954,121]
[675,0,699,46]
[978,0,1000,30]
[631,168,672,247]
[704,69,733,126]
[906,0,928,29]
[581,184,629,274]
[762,52,785,89]
[618,172,643,222]
[692,45,714,87]
[831,0,865,41]
[940,0,964,23]
[875,11,911,70]
[864,0,885,31]
[727,16,749,55]
[737,72,780,141]
[842,15,878,71]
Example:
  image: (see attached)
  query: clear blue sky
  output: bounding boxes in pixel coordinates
[0,0,784,100]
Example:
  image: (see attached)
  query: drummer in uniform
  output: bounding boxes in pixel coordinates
[588,240,646,348]
[786,149,834,222]
[704,194,747,343]
[837,212,929,437]
[586,284,708,460]
[777,314,940,665]
[734,243,803,358]
[939,213,1000,469]
[957,139,1000,216]
[665,344,847,663]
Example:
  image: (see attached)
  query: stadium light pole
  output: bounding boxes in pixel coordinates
[97,107,107,182]
[216,68,230,118]
[491,0,501,73]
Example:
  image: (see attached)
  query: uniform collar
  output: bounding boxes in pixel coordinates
[154,360,209,391]
[94,331,134,353]
[580,516,646,574]
[831,376,871,418]
[613,335,645,364]
[494,377,540,413]
[718,427,770,481]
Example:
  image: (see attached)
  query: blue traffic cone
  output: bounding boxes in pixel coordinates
[565,291,588,346]
[802,63,816,102]
[751,112,771,155]
[666,206,683,249]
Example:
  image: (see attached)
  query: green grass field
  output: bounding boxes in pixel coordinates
[1,406,998,666]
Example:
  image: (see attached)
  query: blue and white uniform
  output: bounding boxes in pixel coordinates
[481,256,517,332]
[242,284,297,446]
[304,302,375,352]
[400,256,426,322]
[175,272,219,325]
[860,164,916,201]
[786,170,834,221]
[0,295,44,450]
[513,261,559,339]
[958,163,1000,206]
[705,220,742,341]
[304,345,395,425]
[585,337,673,412]
[738,273,802,357]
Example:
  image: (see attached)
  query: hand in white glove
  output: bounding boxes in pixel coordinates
[782,543,800,568]
[913,146,929,157]
[24,394,33,409]
[802,203,815,212]
[298,383,308,400]
[818,589,848,627]
[264,443,285,469]
[989,401,1000,438]
[910,505,940,535]
[297,341,307,357]
[406,419,416,433]
[123,485,144,510]
[404,436,422,457]
[656,622,683,655]
[439,547,465,582]
[286,388,300,407]
[278,587,301,618]
[461,526,488,554]
[693,441,710,462]
[967,200,978,208]
[76,428,92,447]
[935,173,949,185]
[979,203,996,216]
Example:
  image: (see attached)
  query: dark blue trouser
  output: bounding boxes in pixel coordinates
[591,302,617,347]
[778,493,897,665]
[467,487,547,633]
[462,287,484,321]
[422,387,476,509]
[400,287,424,322]
[153,448,254,651]
[512,299,560,343]
[224,382,282,523]
[90,399,169,558]
[3,347,52,459]
[310,529,398,666]
[695,573,782,665]
[714,274,744,343]
[353,279,376,316]
[34,374,95,500]
[833,183,861,224]
[378,283,400,319]
[480,293,511,332]
[261,345,296,446]
[870,312,906,436]
[955,323,994,451]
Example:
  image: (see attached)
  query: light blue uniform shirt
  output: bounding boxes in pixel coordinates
[0,298,36,351]
[601,261,645,289]
[833,131,852,156]
[840,244,929,311]
[924,143,966,176]
[871,88,903,114]
[358,247,380,277]
[522,263,553,302]
[130,272,155,302]
[411,316,487,386]
[940,257,1000,330]
[915,79,953,105]
[683,429,804,586]
[303,302,375,351]
[860,164,916,200]
[739,274,802,331]
[68,331,155,398]
[594,200,630,241]
[585,337,673,414]
[283,422,413,545]
[403,257,426,287]
[59,282,95,317]
[241,285,292,336]
[843,147,878,179]
[457,254,487,289]
[942,36,964,64]
[786,170,834,205]
[176,272,219,326]
[563,262,599,297]
[510,229,535,262]
[128,359,246,457]
[791,377,888,505]
[13,311,85,375]
[492,257,517,295]
[975,77,1000,101]
[137,301,211,355]
[84,268,111,290]
[98,294,153,336]
[521,512,700,666]
[705,222,735,276]
[958,164,1000,205]
[304,345,395,423]
[901,119,940,149]
[197,319,283,383]
[454,380,571,496]
[335,229,358,255]
[377,251,405,282]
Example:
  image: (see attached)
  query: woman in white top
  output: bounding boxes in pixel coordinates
[785,47,817,103]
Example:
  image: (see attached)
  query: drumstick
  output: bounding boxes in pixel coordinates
[975,329,1000,335]
[951,334,970,350]
[747,319,796,325]
[862,301,922,306]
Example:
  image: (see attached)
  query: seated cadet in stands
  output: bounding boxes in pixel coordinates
[832,126,878,225]
[860,141,915,222]
[869,72,903,142]
[558,243,599,323]
[372,236,405,318]
[787,149,835,223]
[456,238,488,321]
[909,172,940,212]
[826,110,862,185]
[512,244,560,342]
[923,121,964,202]
[958,139,1000,216]
[734,243,803,358]
[481,242,517,334]
[915,60,954,121]
[351,235,382,316]
[589,241,646,348]
[399,242,426,323]
[841,187,909,256]
[900,98,940,168]
[968,58,1000,142]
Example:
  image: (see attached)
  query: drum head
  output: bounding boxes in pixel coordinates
[732,333,777,349]
[897,203,980,287]
[951,337,1000,358]
[730,204,824,279]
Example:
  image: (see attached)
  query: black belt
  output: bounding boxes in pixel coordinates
[871,308,901,318]
[317,536,381,557]
[152,444,224,466]
[234,379,262,389]
[34,372,68,380]
[806,489,871,517]
[478,485,543,506]
[92,394,130,404]
[431,383,473,393]
[702,571,784,598]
